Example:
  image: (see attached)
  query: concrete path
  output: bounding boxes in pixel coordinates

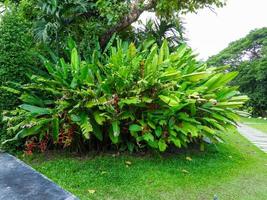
[0,153,78,200]
[238,123,267,153]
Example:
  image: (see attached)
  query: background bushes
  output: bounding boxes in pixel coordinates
[0,9,38,148]
[0,10,36,110]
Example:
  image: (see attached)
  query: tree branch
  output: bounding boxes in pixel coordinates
[100,0,156,47]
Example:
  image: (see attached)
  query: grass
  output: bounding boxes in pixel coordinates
[21,131,267,200]
[240,117,267,133]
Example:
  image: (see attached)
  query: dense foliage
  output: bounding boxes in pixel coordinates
[2,0,224,51]
[136,14,186,49]
[208,28,267,116]
[0,8,39,147]
[2,41,248,153]
[0,0,229,153]
[0,10,35,111]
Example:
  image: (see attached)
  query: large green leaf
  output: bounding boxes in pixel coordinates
[19,104,53,115]
[52,117,59,142]
[91,120,103,141]
[158,139,167,152]
[129,124,142,132]
[112,120,120,137]
[182,72,212,82]
[2,119,51,144]
[93,111,106,125]
[71,48,80,74]
[159,95,180,107]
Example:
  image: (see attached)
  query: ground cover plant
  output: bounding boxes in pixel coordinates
[22,131,267,200]
[2,40,248,153]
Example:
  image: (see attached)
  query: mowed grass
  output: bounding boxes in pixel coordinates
[22,131,267,200]
[241,117,267,133]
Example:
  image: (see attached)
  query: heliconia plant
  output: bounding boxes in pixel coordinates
[2,39,249,152]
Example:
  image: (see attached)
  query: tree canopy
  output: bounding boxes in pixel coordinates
[208,27,267,116]
[2,0,225,47]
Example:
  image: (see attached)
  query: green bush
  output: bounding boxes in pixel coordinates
[0,9,38,150]
[0,10,35,110]
[2,40,248,152]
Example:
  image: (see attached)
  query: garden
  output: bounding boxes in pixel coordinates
[0,0,267,199]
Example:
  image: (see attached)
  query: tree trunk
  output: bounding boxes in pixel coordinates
[100,0,156,48]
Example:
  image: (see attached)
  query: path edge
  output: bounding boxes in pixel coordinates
[5,153,79,200]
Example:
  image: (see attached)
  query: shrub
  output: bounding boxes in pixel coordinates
[0,9,38,149]
[2,40,248,152]
[0,10,36,111]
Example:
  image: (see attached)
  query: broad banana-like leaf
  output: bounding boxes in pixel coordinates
[169,44,187,62]
[52,117,59,142]
[160,69,181,81]
[91,120,103,141]
[201,126,216,135]
[159,95,180,107]
[71,48,80,75]
[205,72,239,92]
[216,102,245,108]
[127,43,137,59]
[119,97,141,107]
[0,86,21,94]
[170,136,181,148]
[182,72,212,82]
[158,139,167,152]
[181,122,199,137]
[229,95,249,102]
[20,94,44,107]
[20,104,53,115]
[159,40,169,63]
[109,127,119,144]
[144,44,158,76]
[2,126,42,145]
[129,124,142,132]
[112,120,120,137]
[79,62,89,82]
[3,118,52,144]
[93,111,106,125]
[143,133,154,142]
[59,58,69,80]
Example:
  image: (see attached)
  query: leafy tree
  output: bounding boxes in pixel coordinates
[3,0,224,47]
[208,28,267,116]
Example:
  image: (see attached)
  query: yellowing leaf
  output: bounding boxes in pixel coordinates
[125,161,132,165]
[88,189,96,194]
[186,156,192,161]
[182,169,189,174]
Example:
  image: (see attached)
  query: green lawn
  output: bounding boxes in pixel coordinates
[241,117,267,133]
[22,131,267,200]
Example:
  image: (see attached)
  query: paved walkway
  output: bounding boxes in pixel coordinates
[238,123,267,153]
[0,153,78,200]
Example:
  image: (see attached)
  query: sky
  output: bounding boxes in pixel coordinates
[183,0,267,60]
